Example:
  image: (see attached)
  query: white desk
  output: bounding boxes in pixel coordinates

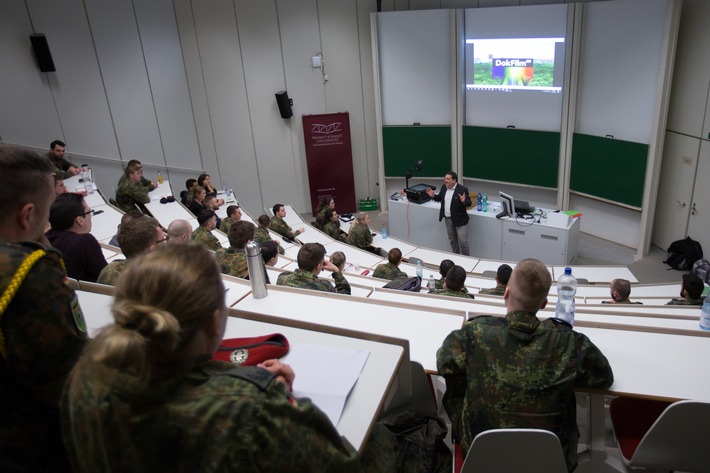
[91,204,124,243]
[405,247,480,272]
[552,265,638,284]
[145,200,195,228]
[323,241,384,270]
[233,286,464,372]
[575,283,681,298]
[389,198,580,265]
[373,235,418,255]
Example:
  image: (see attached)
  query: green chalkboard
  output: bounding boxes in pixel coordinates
[570,133,648,208]
[382,126,451,177]
[462,126,560,188]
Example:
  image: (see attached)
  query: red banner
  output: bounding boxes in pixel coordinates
[302,112,357,215]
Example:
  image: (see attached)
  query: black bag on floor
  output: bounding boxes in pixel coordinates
[384,275,422,292]
[664,237,703,271]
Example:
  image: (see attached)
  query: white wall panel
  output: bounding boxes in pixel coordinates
[0,2,62,147]
[134,0,201,170]
[27,0,119,159]
[84,0,163,163]
[570,195,640,249]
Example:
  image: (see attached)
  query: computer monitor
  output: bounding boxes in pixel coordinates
[499,191,515,218]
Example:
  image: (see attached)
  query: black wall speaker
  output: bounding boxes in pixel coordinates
[275,91,293,119]
[30,34,56,72]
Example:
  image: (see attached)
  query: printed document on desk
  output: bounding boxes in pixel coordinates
[286,343,370,426]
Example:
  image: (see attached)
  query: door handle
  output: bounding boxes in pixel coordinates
[677,200,686,207]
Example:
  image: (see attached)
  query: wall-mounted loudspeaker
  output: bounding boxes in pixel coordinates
[275,91,293,119]
[30,34,56,72]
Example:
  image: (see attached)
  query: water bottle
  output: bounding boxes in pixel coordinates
[246,241,268,299]
[157,171,163,184]
[700,298,710,330]
[482,193,488,212]
[382,225,387,239]
[416,260,423,279]
[428,273,436,290]
[555,267,577,325]
[477,192,482,212]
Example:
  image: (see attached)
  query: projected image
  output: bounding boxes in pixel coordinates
[466,38,564,92]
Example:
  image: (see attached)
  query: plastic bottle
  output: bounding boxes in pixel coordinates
[477,192,482,211]
[428,273,436,290]
[157,171,163,184]
[382,225,387,239]
[700,298,710,330]
[246,241,268,299]
[416,260,423,279]
[482,193,488,212]
[555,267,577,325]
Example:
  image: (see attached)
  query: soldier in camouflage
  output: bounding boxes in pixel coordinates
[667,273,705,305]
[115,163,150,213]
[437,258,613,472]
[603,278,638,304]
[0,144,87,473]
[478,264,512,296]
[44,139,81,179]
[98,216,165,285]
[219,205,242,236]
[118,159,156,192]
[255,214,285,255]
[191,209,222,252]
[322,208,347,242]
[373,248,407,281]
[428,265,474,299]
[271,203,304,241]
[347,212,376,251]
[277,243,351,295]
[215,221,255,279]
[434,259,454,290]
[62,245,362,472]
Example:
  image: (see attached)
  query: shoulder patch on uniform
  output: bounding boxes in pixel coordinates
[70,294,87,333]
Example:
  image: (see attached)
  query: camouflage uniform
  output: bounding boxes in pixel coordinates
[61,361,362,473]
[270,215,301,241]
[215,247,248,279]
[478,283,506,296]
[254,227,285,255]
[372,262,407,281]
[44,151,77,180]
[118,174,156,193]
[347,221,372,249]
[191,227,222,252]
[220,217,233,236]
[277,268,351,295]
[115,177,150,213]
[437,311,613,472]
[435,277,445,290]
[0,239,87,473]
[323,220,346,242]
[428,288,474,299]
[97,259,129,286]
[667,297,704,305]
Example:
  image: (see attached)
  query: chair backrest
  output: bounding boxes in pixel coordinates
[631,400,710,472]
[407,256,424,267]
[461,429,567,473]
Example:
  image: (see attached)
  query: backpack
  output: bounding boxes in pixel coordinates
[383,275,422,292]
[664,237,703,271]
[693,259,710,284]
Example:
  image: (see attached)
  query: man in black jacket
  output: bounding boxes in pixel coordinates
[426,171,472,255]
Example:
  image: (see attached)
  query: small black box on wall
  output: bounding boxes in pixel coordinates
[30,34,56,72]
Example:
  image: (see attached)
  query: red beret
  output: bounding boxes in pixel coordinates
[212,333,289,366]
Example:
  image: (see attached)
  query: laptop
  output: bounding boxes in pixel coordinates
[514,200,534,214]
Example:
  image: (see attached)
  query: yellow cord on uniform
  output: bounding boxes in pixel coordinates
[0,249,46,360]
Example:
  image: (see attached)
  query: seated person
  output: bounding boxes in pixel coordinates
[260,240,280,284]
[315,197,336,219]
[428,265,474,299]
[667,273,705,305]
[122,159,156,192]
[62,245,361,472]
[437,258,614,472]
[329,251,347,273]
[277,243,350,295]
[167,219,193,246]
[603,278,641,304]
[255,214,285,255]
[98,216,165,285]
[109,211,143,247]
[347,212,381,255]
[181,178,197,206]
[204,195,221,229]
[45,139,81,179]
[115,163,150,213]
[191,210,222,252]
[478,264,513,296]
[215,221,255,279]
[271,204,304,241]
[46,193,107,282]
[54,175,67,197]
[322,208,346,242]
[220,205,242,235]
[197,173,225,205]
[188,186,207,217]
[435,259,454,290]
[373,248,407,281]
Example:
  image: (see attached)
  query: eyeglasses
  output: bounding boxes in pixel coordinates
[80,209,96,217]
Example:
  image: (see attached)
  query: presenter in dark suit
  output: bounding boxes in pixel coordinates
[426,171,472,255]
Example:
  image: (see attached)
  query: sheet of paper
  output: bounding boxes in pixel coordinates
[283,343,370,426]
